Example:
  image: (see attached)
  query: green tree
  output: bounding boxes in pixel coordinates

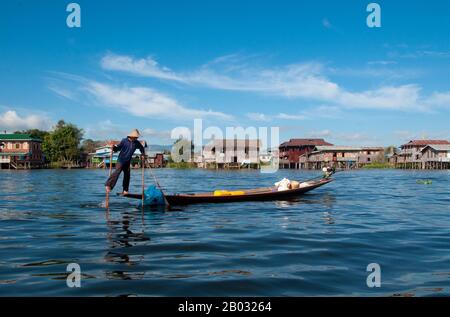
[43,120,84,164]
[81,139,102,154]
[14,129,49,141]
[384,146,398,155]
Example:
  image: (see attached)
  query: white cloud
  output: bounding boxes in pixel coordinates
[47,85,76,101]
[0,110,52,132]
[367,60,397,66]
[246,104,344,123]
[246,105,341,123]
[84,119,126,140]
[302,105,342,119]
[246,112,271,122]
[141,128,172,141]
[394,130,450,142]
[329,65,419,81]
[245,112,308,122]
[421,51,450,58]
[338,84,424,111]
[426,91,450,108]
[101,53,184,81]
[99,53,448,112]
[307,130,380,145]
[84,121,173,143]
[306,129,332,138]
[337,132,378,143]
[389,50,450,59]
[100,53,340,99]
[84,81,233,121]
[276,113,308,120]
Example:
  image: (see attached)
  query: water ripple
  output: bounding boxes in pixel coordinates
[0,169,449,296]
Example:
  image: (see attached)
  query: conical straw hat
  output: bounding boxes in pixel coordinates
[127,129,141,138]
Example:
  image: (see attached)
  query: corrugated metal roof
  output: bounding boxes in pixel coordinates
[401,140,450,147]
[314,146,382,152]
[421,144,450,152]
[280,138,333,147]
[0,152,29,156]
[0,134,41,142]
[314,146,361,152]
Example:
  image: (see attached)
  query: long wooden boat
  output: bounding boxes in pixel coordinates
[120,177,333,205]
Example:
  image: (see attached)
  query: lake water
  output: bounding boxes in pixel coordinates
[0,168,449,296]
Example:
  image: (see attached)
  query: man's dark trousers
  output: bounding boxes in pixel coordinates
[105,161,131,192]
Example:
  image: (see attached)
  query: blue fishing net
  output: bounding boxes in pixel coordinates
[141,185,165,206]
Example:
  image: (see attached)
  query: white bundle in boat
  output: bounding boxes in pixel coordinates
[274,178,291,191]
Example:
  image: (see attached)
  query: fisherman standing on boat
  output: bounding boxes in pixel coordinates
[105,129,146,195]
[322,166,335,178]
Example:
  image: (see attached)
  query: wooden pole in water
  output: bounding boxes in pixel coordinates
[141,155,145,208]
[106,144,113,209]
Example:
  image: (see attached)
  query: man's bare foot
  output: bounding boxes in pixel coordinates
[122,191,129,195]
[105,186,111,193]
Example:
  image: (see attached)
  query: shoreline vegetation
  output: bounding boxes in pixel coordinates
[166,162,196,169]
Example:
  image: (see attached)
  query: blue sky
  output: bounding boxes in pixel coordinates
[0,0,449,146]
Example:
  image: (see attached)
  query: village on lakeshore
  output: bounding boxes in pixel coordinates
[1,123,449,171]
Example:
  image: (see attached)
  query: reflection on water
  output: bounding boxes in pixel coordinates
[0,168,449,296]
[274,193,336,209]
[104,210,149,280]
[322,211,335,225]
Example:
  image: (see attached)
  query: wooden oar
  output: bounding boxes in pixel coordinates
[105,144,113,209]
[301,168,341,183]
